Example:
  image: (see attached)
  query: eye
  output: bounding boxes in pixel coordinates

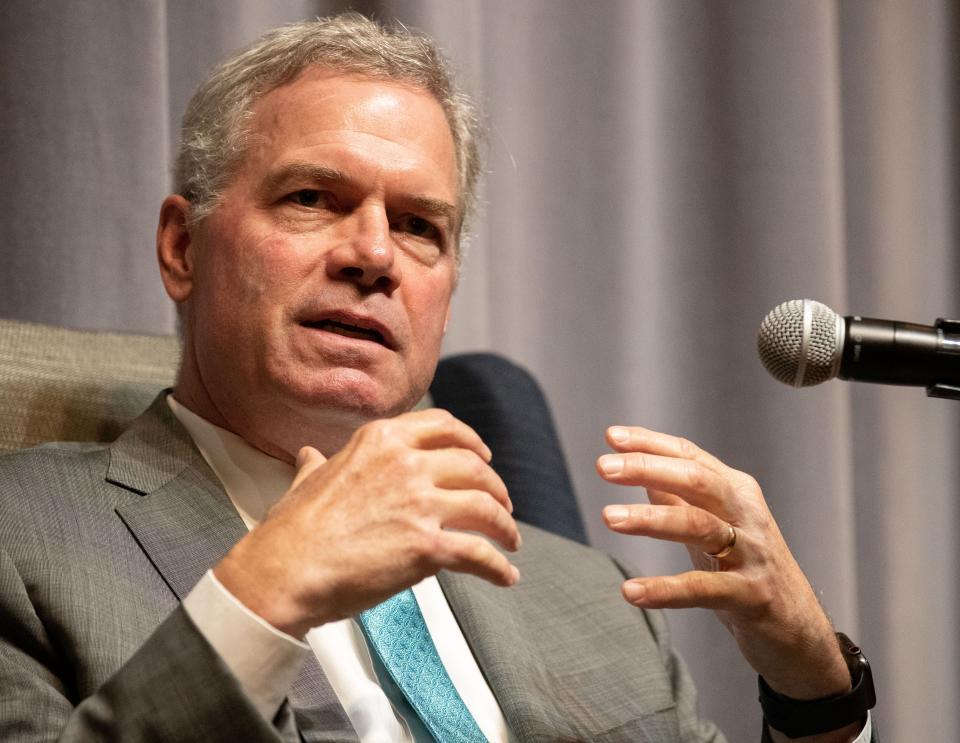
[286,189,334,209]
[394,214,441,241]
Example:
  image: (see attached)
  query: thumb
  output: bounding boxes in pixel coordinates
[291,445,327,490]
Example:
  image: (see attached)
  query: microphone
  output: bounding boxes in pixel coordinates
[756,299,960,400]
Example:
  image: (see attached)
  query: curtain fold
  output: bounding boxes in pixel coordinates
[1,2,955,740]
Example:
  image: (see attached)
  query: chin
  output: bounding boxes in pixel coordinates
[283,367,423,422]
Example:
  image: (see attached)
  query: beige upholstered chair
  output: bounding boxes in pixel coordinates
[0,319,178,452]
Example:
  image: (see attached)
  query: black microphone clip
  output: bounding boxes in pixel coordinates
[926,319,960,400]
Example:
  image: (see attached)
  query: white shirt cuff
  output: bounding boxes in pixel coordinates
[182,569,311,722]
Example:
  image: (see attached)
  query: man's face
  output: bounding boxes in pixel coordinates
[174,69,460,455]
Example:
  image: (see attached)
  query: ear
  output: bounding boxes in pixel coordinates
[156,194,196,302]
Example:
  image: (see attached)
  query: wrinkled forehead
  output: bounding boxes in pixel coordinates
[245,70,460,196]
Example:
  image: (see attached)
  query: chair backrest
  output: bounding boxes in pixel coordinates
[430,353,587,544]
[0,319,179,451]
[0,320,587,543]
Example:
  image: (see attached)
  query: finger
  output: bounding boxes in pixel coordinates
[596,452,730,515]
[602,504,734,556]
[428,448,512,513]
[435,531,520,587]
[605,426,727,475]
[620,571,747,611]
[291,446,328,490]
[437,489,521,552]
[394,408,493,462]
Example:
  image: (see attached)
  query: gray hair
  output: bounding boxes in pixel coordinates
[174,13,482,238]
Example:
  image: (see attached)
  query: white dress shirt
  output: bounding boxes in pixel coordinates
[169,396,514,742]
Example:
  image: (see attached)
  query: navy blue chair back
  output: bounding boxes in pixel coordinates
[430,353,587,545]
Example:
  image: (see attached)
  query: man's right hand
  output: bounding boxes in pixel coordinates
[213,408,521,639]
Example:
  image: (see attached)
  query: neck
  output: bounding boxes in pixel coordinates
[172,349,363,464]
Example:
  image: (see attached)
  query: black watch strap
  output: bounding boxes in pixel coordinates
[759,633,876,739]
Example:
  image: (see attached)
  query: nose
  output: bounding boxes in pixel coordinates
[325,205,401,293]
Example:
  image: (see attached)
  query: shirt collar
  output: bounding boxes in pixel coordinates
[167,394,294,530]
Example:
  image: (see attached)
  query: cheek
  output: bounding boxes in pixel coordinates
[208,229,308,308]
[190,239,308,370]
[409,283,455,348]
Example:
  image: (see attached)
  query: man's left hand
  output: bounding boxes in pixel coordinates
[597,425,852,707]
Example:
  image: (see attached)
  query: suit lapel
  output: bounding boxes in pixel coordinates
[110,394,246,600]
[108,394,356,742]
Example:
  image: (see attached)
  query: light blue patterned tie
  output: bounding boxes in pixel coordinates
[359,589,488,743]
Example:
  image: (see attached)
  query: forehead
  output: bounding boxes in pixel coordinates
[240,68,459,199]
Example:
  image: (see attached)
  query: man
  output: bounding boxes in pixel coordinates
[0,14,873,742]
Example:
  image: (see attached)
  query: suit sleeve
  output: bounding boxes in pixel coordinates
[0,545,298,742]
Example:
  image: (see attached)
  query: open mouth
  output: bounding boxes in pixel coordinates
[304,319,387,346]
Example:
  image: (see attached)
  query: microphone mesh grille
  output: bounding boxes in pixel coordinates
[757,299,840,387]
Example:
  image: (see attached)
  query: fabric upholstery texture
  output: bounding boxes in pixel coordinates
[0,319,178,451]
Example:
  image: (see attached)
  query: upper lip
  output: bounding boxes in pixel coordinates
[298,309,398,350]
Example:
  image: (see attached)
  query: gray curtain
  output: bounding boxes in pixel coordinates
[2,1,957,739]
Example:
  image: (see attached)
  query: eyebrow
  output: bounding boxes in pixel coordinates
[262,163,344,193]
[407,195,457,222]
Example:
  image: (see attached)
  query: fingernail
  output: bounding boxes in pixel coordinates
[511,566,520,585]
[623,582,646,603]
[295,446,311,468]
[599,455,624,475]
[609,426,630,444]
[604,505,629,524]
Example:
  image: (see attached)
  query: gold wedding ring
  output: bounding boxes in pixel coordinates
[706,525,737,559]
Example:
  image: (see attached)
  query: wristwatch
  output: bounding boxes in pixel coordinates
[758,632,876,739]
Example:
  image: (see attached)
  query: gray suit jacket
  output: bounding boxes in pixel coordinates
[0,395,724,742]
